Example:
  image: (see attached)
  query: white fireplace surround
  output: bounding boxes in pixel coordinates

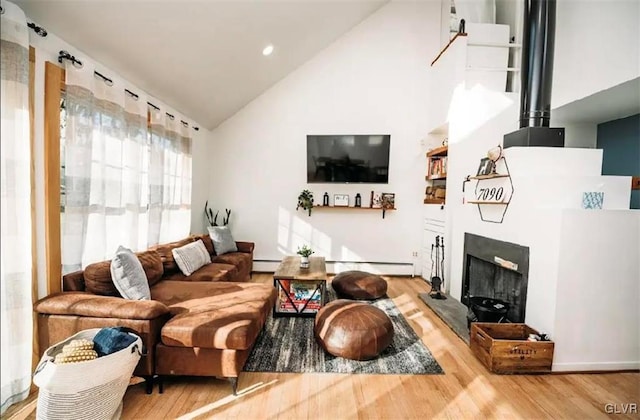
[445,103,639,371]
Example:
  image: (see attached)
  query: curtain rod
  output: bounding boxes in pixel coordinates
[27,22,48,37]
[57,50,200,131]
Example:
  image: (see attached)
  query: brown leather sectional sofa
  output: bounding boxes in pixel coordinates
[34,233,276,394]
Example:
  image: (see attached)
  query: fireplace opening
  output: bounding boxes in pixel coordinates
[461,233,530,325]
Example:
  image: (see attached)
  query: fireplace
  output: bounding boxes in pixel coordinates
[461,233,530,323]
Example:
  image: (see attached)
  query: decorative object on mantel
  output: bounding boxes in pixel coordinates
[476,158,495,176]
[323,192,329,206]
[296,244,314,269]
[582,192,604,209]
[462,145,513,223]
[487,145,502,163]
[296,189,314,216]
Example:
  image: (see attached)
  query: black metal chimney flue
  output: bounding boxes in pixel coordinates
[520,0,556,128]
[504,0,565,148]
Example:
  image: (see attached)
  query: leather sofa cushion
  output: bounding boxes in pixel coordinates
[84,250,163,296]
[161,263,238,282]
[34,292,170,320]
[138,250,164,287]
[152,281,276,350]
[190,234,215,255]
[211,253,251,279]
[84,260,120,296]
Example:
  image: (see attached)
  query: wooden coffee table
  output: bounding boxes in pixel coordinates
[273,256,326,317]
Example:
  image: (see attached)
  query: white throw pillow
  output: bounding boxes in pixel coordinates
[207,226,238,255]
[110,246,151,300]
[172,239,211,276]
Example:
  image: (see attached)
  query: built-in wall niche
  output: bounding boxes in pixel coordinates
[461,233,529,323]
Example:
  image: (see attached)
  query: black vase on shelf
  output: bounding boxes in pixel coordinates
[323,192,329,206]
[355,193,361,207]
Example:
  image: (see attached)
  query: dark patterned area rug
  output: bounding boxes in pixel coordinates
[244,288,444,374]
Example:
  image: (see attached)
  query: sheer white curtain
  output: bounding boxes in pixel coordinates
[61,64,150,273]
[0,0,33,414]
[148,109,192,245]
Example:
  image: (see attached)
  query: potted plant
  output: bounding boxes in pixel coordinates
[297,244,314,268]
[296,189,314,216]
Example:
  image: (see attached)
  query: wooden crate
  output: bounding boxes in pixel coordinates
[470,323,554,374]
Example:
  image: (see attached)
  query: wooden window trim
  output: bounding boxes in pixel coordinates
[44,63,155,296]
[29,46,39,382]
[44,62,64,295]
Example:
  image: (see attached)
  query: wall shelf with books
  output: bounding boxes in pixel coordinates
[425,145,448,204]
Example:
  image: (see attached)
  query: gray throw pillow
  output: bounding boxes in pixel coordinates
[207,226,238,255]
[110,246,151,300]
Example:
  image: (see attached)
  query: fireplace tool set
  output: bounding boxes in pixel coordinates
[429,236,446,300]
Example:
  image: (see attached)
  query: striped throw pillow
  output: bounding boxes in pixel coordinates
[172,239,211,276]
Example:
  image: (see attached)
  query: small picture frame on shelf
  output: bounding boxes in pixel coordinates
[334,194,349,207]
[381,193,395,209]
[370,191,382,208]
[476,158,495,176]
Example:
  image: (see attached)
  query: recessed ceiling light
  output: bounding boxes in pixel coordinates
[262,45,274,56]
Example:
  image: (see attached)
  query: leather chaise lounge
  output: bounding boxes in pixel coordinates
[34,234,276,394]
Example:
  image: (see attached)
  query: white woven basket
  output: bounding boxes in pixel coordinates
[33,328,142,420]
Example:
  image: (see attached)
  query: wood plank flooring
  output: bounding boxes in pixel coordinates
[6,274,638,419]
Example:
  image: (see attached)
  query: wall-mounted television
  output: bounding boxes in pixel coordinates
[307,134,391,183]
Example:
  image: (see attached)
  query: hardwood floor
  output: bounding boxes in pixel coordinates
[6,274,638,419]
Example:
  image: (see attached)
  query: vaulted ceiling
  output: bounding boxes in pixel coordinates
[16,0,388,129]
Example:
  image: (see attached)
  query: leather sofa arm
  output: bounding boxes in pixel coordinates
[235,241,255,253]
[34,292,170,320]
[63,270,85,291]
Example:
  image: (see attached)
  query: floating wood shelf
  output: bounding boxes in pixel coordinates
[426,145,448,157]
[468,173,509,180]
[466,201,509,205]
[424,198,445,205]
[431,33,467,66]
[426,174,447,181]
[313,205,396,219]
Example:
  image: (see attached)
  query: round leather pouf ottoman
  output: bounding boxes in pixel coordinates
[314,299,394,361]
[331,270,387,300]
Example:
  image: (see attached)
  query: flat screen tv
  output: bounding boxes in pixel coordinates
[307,134,390,183]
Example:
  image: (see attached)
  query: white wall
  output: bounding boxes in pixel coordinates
[554,122,598,149]
[553,0,640,109]
[553,210,640,371]
[201,1,441,273]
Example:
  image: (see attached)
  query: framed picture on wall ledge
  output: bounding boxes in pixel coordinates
[476,158,495,176]
[381,193,395,209]
[334,194,349,207]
